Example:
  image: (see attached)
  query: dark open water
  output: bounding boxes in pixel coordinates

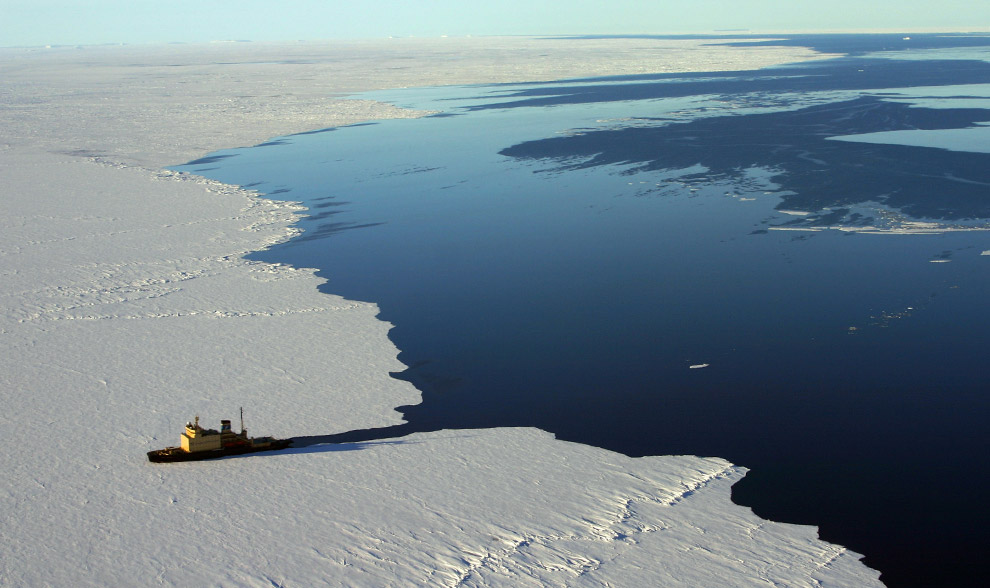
[176,35,990,587]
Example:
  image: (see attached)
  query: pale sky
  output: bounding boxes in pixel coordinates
[2,0,988,47]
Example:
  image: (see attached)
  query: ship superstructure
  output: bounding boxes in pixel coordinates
[147,409,291,462]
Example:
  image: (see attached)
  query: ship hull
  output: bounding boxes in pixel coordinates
[147,439,292,463]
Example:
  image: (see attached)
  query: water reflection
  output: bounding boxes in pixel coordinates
[501,95,990,224]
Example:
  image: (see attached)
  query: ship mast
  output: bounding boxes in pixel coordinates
[240,407,245,435]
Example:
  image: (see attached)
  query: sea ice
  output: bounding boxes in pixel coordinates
[0,40,882,587]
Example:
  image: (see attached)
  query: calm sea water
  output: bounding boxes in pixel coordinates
[176,35,990,587]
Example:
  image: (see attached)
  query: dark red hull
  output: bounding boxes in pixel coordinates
[147,439,292,463]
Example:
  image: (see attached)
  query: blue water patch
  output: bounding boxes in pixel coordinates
[174,35,990,588]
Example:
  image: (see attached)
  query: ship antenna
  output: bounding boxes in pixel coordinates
[240,406,245,435]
